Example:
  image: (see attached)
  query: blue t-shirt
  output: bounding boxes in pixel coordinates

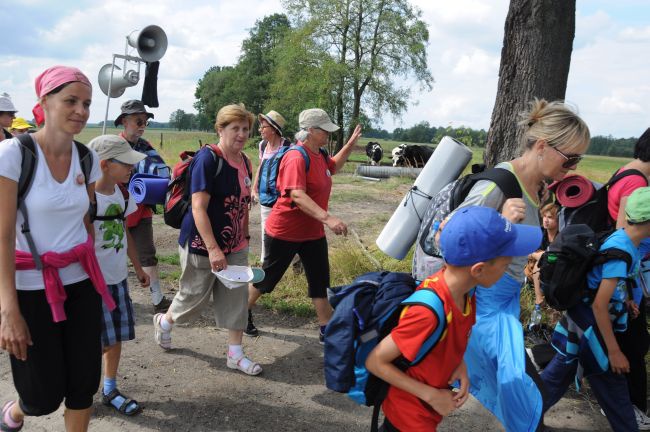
[178,146,251,256]
[586,229,640,332]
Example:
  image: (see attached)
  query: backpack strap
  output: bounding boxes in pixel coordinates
[470,167,522,199]
[74,140,93,185]
[16,134,42,270]
[92,185,130,222]
[401,288,447,365]
[605,168,648,188]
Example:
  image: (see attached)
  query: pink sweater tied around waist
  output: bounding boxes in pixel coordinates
[15,235,116,322]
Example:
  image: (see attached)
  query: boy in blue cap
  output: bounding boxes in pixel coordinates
[366,206,541,431]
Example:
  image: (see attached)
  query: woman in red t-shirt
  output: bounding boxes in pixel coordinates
[246,109,361,342]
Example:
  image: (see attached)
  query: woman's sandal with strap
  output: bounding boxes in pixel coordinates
[227,353,263,376]
[102,389,143,416]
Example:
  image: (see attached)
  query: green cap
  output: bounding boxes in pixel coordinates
[625,186,650,223]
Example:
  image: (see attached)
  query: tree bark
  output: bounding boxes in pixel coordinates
[484,0,575,166]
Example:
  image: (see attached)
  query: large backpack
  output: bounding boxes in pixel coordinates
[164,145,223,229]
[538,224,633,310]
[257,145,328,207]
[131,138,171,179]
[558,169,647,232]
[17,134,93,270]
[324,271,447,432]
[412,165,522,279]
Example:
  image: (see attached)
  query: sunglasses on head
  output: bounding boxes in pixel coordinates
[551,146,583,168]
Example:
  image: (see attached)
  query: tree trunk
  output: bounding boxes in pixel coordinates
[484,0,575,166]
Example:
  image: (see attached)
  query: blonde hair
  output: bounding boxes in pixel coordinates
[540,202,559,219]
[519,98,590,154]
[214,103,255,131]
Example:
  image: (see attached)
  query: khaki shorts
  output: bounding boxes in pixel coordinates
[169,244,249,330]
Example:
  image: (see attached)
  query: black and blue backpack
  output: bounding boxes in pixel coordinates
[324,271,447,431]
[257,144,328,207]
[132,137,170,179]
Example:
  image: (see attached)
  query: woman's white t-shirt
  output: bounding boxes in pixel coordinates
[93,186,137,285]
[0,137,101,290]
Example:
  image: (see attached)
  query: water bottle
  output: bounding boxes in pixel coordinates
[528,304,542,331]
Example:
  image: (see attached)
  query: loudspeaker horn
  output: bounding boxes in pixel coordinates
[98,64,139,98]
[127,25,168,62]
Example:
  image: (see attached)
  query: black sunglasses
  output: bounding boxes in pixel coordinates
[551,146,583,168]
[135,119,150,127]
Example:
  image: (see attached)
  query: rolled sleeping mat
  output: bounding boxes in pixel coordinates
[375,136,473,260]
[355,165,422,179]
[548,174,595,208]
[128,173,169,205]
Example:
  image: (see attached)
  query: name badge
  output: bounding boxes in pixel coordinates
[244,177,252,188]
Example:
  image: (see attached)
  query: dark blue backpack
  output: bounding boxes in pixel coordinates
[132,138,170,179]
[324,271,447,431]
[257,145,328,207]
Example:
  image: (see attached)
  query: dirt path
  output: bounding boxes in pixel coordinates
[0,174,612,431]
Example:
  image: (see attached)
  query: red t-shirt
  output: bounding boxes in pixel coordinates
[382,270,476,432]
[265,144,336,242]
[607,168,648,221]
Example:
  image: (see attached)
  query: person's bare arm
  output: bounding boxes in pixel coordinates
[0,177,32,360]
[592,277,629,374]
[330,125,362,173]
[289,189,347,235]
[192,191,227,271]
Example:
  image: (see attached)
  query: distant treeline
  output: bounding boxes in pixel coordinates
[365,121,639,157]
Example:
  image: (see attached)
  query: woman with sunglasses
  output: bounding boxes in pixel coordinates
[248,109,361,344]
[457,98,590,432]
[115,100,172,315]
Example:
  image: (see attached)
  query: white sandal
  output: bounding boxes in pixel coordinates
[227,353,263,376]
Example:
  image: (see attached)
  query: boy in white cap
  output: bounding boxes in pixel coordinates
[88,135,150,416]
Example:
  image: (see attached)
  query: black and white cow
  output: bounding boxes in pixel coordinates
[365,141,383,165]
[391,144,435,167]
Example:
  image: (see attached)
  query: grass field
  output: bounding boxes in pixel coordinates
[77,126,630,183]
[77,126,633,318]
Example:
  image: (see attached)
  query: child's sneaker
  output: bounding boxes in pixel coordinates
[634,406,650,430]
[153,313,172,350]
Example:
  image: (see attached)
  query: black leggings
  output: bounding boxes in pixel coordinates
[10,279,102,415]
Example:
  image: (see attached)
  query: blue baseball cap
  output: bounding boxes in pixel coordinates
[439,206,542,266]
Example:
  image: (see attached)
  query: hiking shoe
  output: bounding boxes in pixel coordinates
[244,309,259,337]
[153,296,172,313]
[634,406,650,430]
[153,313,172,350]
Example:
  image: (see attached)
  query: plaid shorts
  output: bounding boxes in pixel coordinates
[101,279,136,347]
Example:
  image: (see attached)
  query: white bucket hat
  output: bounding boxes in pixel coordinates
[0,94,18,113]
[213,265,265,289]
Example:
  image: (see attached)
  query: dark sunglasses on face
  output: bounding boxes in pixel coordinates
[551,146,583,168]
[135,119,149,127]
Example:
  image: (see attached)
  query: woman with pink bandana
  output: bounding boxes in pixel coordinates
[0,66,115,432]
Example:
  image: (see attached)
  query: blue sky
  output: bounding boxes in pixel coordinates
[1,0,648,138]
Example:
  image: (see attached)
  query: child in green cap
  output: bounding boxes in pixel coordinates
[541,186,650,431]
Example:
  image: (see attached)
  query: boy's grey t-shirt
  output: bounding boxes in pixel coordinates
[458,161,541,280]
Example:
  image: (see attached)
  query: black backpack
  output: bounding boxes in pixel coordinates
[412,165,522,279]
[558,169,647,232]
[539,224,633,310]
[17,134,93,270]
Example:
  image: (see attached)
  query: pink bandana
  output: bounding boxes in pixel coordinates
[33,66,92,126]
